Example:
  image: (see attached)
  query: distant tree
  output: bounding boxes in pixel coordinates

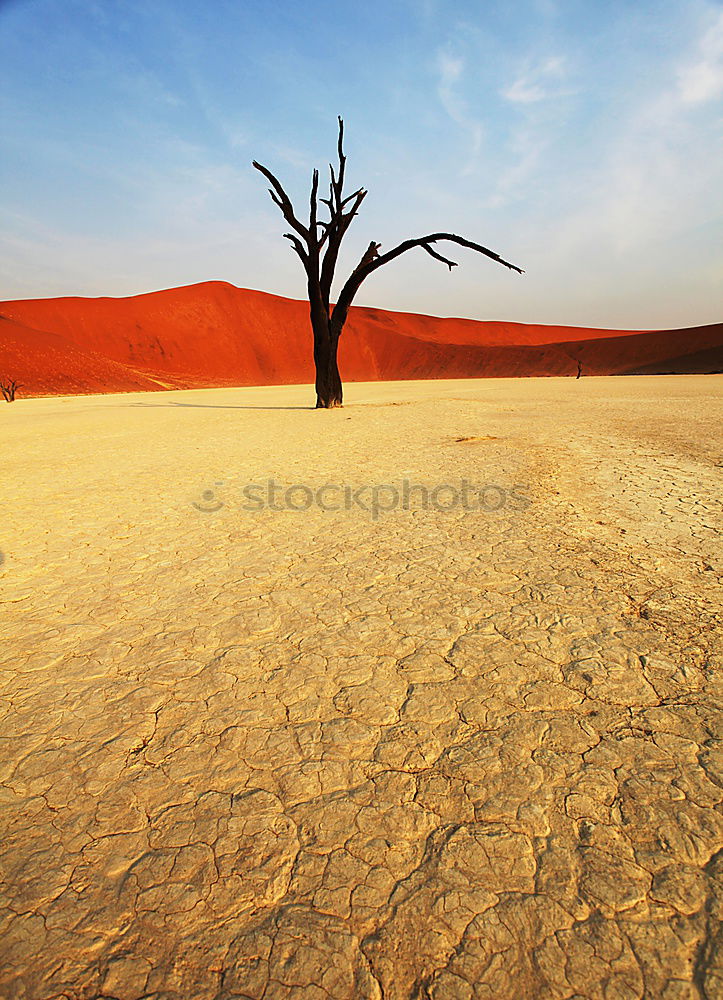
[253,118,523,408]
[0,379,21,402]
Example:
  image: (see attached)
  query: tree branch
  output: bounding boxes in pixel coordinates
[319,186,368,309]
[252,160,310,241]
[283,232,308,265]
[340,187,364,209]
[309,168,319,242]
[331,233,523,334]
[315,219,332,251]
[334,117,346,209]
[372,233,524,276]
[421,243,458,270]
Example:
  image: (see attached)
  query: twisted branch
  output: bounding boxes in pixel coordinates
[331,233,523,332]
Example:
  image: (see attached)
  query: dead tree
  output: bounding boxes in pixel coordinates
[0,379,21,402]
[253,118,523,408]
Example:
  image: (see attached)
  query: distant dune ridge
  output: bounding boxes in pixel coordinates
[0,280,721,397]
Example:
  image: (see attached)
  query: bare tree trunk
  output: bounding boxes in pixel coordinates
[312,316,343,408]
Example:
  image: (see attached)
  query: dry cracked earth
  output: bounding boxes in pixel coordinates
[1,375,722,1000]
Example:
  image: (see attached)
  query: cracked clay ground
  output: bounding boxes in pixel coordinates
[1,375,722,1000]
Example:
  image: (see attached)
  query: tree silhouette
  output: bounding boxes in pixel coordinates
[0,379,21,402]
[253,118,523,408]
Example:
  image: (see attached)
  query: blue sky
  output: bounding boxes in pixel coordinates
[1,0,721,327]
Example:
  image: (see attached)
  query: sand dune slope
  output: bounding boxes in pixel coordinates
[1,281,721,395]
[0,316,179,395]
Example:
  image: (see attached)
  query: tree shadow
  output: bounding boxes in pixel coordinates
[130,401,314,411]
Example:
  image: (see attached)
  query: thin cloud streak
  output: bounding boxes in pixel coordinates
[677,8,723,102]
[502,56,571,103]
[435,49,484,169]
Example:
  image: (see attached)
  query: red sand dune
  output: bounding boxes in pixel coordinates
[1,281,721,397]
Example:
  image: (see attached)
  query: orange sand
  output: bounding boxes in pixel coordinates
[1,281,721,396]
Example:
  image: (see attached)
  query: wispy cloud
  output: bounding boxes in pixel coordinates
[676,8,723,103]
[484,55,572,207]
[501,56,571,103]
[435,49,484,167]
[519,11,722,324]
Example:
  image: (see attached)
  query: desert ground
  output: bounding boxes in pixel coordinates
[1,374,722,999]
